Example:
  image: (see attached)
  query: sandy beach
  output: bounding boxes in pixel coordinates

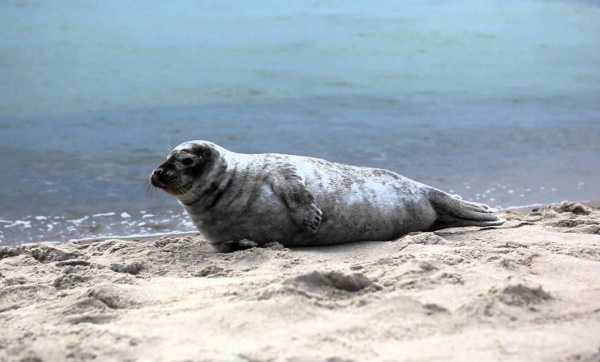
[1,201,599,361]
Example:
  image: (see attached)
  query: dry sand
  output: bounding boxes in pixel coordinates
[1,202,599,362]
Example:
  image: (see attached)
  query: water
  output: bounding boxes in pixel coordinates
[1,0,599,246]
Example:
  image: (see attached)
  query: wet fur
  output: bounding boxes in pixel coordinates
[150,141,505,251]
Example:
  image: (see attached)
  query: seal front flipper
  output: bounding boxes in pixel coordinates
[213,239,259,253]
[270,168,323,233]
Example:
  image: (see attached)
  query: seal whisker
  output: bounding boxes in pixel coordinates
[175,185,188,196]
[146,179,158,199]
[175,181,193,196]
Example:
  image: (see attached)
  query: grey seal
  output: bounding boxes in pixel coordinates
[150,140,505,252]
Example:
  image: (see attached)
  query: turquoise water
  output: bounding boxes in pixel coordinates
[1,0,599,246]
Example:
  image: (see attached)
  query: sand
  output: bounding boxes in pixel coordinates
[1,202,599,362]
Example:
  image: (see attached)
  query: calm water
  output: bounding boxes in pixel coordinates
[1,0,599,246]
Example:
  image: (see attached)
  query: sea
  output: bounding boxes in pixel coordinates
[1,0,599,247]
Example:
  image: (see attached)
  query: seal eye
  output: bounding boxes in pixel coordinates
[181,157,194,166]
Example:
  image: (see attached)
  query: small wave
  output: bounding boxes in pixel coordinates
[66,230,196,244]
[0,208,195,247]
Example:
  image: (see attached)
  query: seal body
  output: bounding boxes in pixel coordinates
[150,141,505,251]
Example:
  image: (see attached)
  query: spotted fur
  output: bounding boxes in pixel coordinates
[150,141,505,251]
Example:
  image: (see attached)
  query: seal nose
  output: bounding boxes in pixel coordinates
[151,168,166,186]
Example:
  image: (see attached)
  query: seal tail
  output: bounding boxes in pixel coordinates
[427,189,506,231]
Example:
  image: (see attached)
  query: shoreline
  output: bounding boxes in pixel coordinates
[1,201,599,360]
[66,200,600,247]
[503,199,600,214]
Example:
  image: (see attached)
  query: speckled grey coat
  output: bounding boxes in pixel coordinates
[150,141,504,252]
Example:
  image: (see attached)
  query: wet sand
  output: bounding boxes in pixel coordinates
[1,202,599,361]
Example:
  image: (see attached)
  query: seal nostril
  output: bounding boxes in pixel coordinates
[155,168,164,176]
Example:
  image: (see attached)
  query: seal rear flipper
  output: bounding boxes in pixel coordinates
[428,189,506,231]
[270,171,323,233]
[428,214,506,231]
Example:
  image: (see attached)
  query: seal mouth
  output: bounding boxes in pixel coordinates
[150,173,167,189]
[149,173,192,196]
[170,181,193,196]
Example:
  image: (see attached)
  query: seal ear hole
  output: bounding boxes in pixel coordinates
[181,157,194,166]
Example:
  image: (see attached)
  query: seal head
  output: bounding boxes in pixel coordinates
[150,141,224,203]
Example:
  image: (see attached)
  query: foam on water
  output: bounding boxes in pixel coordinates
[0,208,197,246]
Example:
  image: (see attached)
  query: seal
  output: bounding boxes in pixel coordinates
[150,140,505,252]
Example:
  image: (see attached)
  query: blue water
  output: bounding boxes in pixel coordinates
[1,0,599,246]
